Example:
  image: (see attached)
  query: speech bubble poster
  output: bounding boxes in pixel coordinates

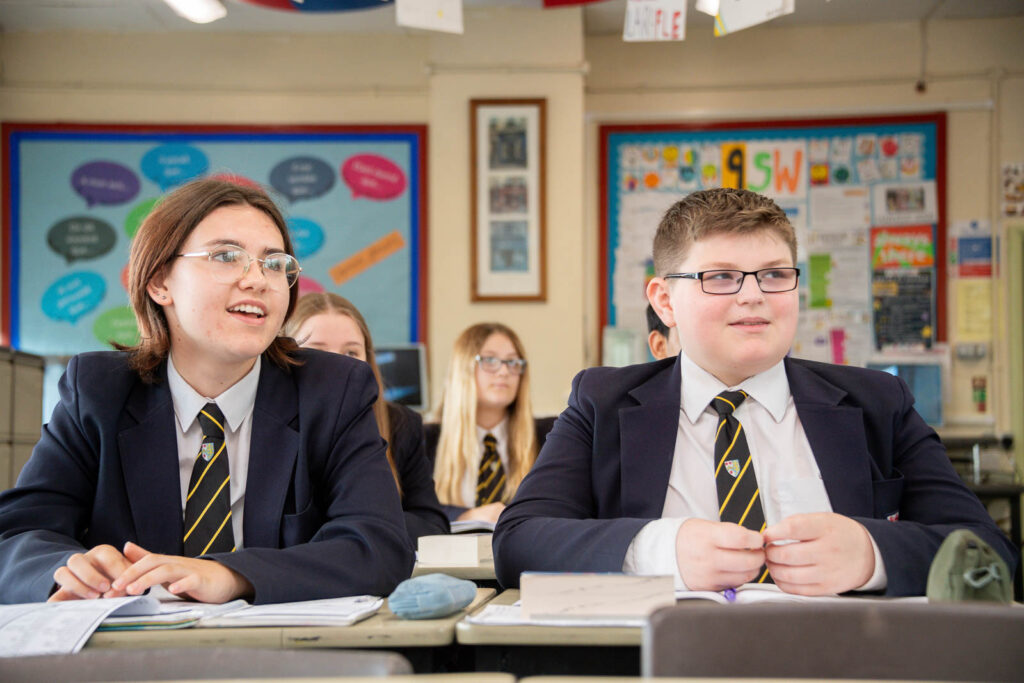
[3,124,426,356]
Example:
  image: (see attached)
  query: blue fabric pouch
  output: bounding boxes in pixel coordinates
[387,573,477,620]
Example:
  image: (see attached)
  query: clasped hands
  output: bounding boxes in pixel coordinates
[675,512,876,595]
[49,541,253,603]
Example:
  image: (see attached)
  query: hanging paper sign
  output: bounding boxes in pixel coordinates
[396,0,463,34]
[623,0,687,42]
[871,225,934,269]
[713,0,793,36]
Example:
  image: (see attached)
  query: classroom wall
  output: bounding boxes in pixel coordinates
[0,9,1021,430]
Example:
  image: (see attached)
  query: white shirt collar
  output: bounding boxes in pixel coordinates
[477,416,509,444]
[678,350,790,424]
[167,354,261,433]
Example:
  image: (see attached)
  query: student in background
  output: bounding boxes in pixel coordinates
[284,292,448,541]
[494,187,1016,595]
[646,303,681,360]
[427,323,551,524]
[0,178,413,605]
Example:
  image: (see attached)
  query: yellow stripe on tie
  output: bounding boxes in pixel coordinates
[201,510,233,555]
[481,473,506,504]
[200,409,225,433]
[186,441,226,501]
[714,395,738,412]
[756,566,771,584]
[183,476,231,542]
[737,489,760,527]
[718,456,753,516]
[476,460,501,491]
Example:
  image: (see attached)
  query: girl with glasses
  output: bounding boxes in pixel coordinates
[0,178,413,605]
[284,293,448,541]
[428,323,552,524]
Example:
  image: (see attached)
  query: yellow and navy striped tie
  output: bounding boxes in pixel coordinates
[183,403,235,557]
[475,433,506,507]
[712,390,771,584]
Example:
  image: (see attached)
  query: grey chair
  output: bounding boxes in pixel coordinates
[643,601,1024,681]
[0,647,412,681]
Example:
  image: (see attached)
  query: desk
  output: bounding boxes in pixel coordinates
[456,589,641,676]
[86,588,495,673]
[969,482,1024,600]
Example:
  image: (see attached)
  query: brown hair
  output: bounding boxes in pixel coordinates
[653,188,797,276]
[121,177,300,382]
[433,323,537,506]
[284,293,401,495]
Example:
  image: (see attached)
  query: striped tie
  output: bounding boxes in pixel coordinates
[183,403,235,557]
[475,433,506,506]
[712,390,771,584]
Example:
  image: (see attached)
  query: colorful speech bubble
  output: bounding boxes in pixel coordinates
[93,306,139,348]
[341,154,407,201]
[71,161,140,208]
[297,276,325,298]
[124,197,161,239]
[287,217,325,259]
[141,144,209,190]
[41,272,106,324]
[47,216,117,263]
[269,156,335,202]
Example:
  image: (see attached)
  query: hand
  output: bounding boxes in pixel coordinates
[110,542,254,604]
[457,502,505,524]
[49,544,133,601]
[675,518,766,591]
[763,512,875,595]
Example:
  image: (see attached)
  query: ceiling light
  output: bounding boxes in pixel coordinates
[162,0,228,24]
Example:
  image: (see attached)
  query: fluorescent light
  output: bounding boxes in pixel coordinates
[162,0,227,24]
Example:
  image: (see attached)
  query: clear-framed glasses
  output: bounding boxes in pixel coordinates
[474,354,527,375]
[177,248,302,289]
[664,267,800,295]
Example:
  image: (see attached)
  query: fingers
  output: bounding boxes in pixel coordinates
[51,544,132,600]
[52,564,102,600]
[710,522,765,550]
[122,541,150,563]
[764,512,829,544]
[121,563,188,596]
[112,549,168,593]
[676,519,767,591]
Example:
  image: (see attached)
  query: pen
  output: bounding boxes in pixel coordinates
[722,588,737,603]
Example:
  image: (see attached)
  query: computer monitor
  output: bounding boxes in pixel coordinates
[375,343,428,411]
[867,358,945,427]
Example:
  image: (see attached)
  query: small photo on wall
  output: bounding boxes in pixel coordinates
[489,220,529,272]
[488,118,528,170]
[489,176,528,214]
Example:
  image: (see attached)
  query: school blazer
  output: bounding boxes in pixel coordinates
[386,402,450,539]
[492,356,1018,595]
[0,349,415,605]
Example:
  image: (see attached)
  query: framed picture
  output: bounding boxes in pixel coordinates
[470,98,547,301]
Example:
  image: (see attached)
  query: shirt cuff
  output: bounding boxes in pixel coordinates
[854,531,888,592]
[622,517,689,591]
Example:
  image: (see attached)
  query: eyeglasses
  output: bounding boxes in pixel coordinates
[177,248,302,289]
[664,267,800,295]
[474,355,527,375]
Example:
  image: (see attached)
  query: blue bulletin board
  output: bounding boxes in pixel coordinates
[2,123,427,355]
[599,114,946,367]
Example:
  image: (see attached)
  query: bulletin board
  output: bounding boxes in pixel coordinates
[2,123,427,356]
[600,113,947,367]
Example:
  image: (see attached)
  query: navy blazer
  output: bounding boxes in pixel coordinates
[424,416,556,521]
[386,402,449,539]
[493,356,1018,595]
[0,350,415,604]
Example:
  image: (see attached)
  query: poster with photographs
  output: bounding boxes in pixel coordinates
[470,99,546,301]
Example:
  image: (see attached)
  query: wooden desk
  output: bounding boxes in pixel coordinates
[86,588,496,672]
[456,589,641,676]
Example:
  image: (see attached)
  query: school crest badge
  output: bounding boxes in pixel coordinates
[201,442,215,461]
[724,459,740,478]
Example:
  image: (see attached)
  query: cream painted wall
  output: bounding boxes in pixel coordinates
[584,16,1024,436]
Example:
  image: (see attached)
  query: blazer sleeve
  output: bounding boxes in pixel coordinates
[422,421,469,522]
[851,376,1018,595]
[387,403,449,540]
[209,361,415,603]
[493,370,651,589]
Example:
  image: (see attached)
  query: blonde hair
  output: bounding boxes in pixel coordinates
[434,323,536,506]
[284,293,400,495]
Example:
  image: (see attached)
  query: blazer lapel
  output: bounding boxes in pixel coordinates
[242,360,300,549]
[785,358,874,518]
[118,370,184,553]
[620,358,682,518]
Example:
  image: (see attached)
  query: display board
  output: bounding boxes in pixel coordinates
[600,113,946,367]
[2,123,427,355]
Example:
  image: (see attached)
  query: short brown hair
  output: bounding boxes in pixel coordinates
[121,177,300,382]
[652,188,797,276]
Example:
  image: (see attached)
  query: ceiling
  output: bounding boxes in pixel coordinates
[1,0,1022,35]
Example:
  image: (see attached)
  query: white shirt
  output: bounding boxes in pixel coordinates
[167,354,260,550]
[457,418,510,508]
[623,350,886,591]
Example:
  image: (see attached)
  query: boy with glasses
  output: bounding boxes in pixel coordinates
[494,188,1016,596]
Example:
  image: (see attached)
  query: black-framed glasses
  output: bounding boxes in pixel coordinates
[177,248,302,289]
[475,355,527,375]
[665,267,800,295]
